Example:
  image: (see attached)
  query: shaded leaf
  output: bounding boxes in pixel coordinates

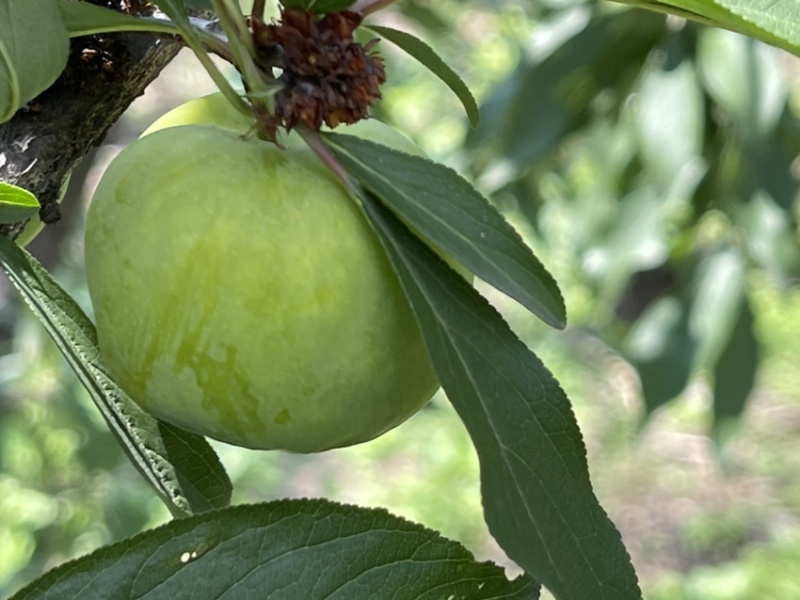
[625,296,695,414]
[11,499,539,600]
[0,236,232,516]
[0,0,69,123]
[0,182,39,224]
[365,25,480,127]
[469,9,665,172]
[361,192,641,600]
[711,296,759,447]
[326,133,566,328]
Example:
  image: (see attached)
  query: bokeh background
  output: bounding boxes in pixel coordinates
[3,0,800,598]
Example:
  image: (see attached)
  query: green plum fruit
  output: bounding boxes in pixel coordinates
[84,101,440,453]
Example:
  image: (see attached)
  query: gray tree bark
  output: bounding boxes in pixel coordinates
[0,8,182,239]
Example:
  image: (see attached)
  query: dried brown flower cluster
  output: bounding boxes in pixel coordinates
[253,8,386,138]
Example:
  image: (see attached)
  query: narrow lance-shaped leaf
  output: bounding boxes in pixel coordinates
[712,296,759,448]
[325,133,566,329]
[361,192,641,600]
[364,24,480,127]
[0,236,232,516]
[11,499,540,600]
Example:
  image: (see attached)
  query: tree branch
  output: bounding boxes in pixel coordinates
[0,16,183,239]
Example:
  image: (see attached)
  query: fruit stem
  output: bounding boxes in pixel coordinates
[152,1,252,119]
[183,31,252,119]
[251,0,266,21]
[211,0,277,117]
[297,126,361,199]
[352,0,399,16]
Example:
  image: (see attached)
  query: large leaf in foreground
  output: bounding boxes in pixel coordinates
[326,133,566,329]
[361,194,641,600]
[0,236,231,516]
[11,499,539,600]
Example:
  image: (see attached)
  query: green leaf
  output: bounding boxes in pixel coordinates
[613,0,800,56]
[152,0,192,21]
[57,0,181,37]
[364,25,480,128]
[737,191,800,285]
[11,499,539,600]
[690,246,747,368]
[711,296,759,447]
[0,182,40,224]
[625,296,696,415]
[325,133,567,329]
[697,27,785,138]
[280,0,356,13]
[150,0,252,118]
[469,9,664,172]
[0,0,70,124]
[0,236,232,516]
[184,0,213,9]
[361,193,641,600]
[634,45,704,187]
[716,0,800,51]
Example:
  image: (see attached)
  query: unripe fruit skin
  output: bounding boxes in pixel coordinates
[85,115,438,452]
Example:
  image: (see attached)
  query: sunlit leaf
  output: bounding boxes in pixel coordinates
[697,27,785,138]
[0,182,39,224]
[635,45,704,187]
[613,0,800,56]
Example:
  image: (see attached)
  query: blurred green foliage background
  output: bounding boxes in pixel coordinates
[2,0,800,598]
